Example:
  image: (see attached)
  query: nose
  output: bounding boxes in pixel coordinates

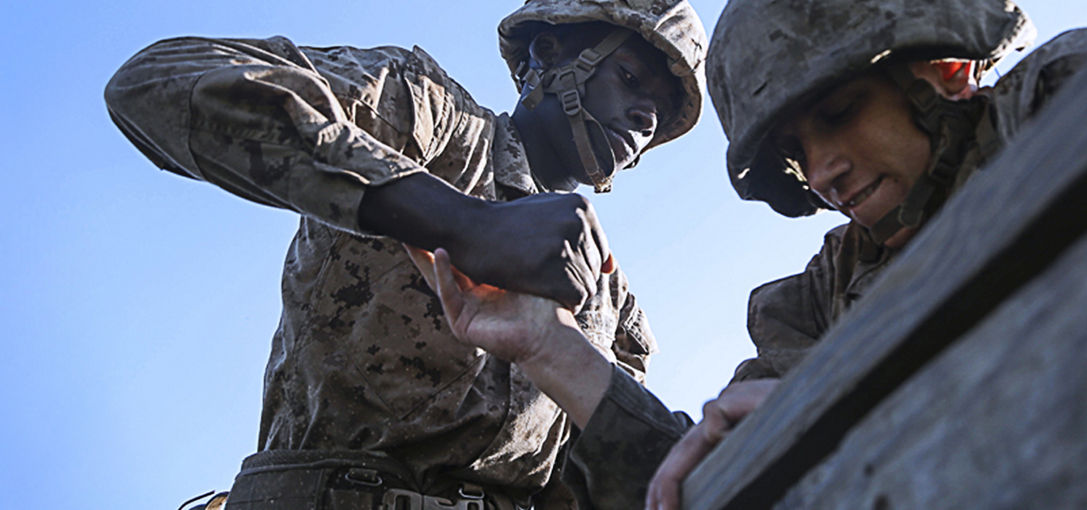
[626,97,658,138]
[803,140,851,204]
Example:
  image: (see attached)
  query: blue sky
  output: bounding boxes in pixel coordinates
[1,1,1083,508]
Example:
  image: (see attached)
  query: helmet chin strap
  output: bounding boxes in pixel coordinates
[516,29,632,193]
[867,64,994,245]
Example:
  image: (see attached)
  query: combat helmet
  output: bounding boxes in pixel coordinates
[500,0,707,192]
[708,0,1035,219]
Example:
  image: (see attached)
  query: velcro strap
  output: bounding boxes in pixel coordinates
[577,29,632,69]
[568,110,613,192]
[541,28,634,95]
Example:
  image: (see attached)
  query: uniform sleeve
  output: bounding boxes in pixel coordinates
[565,365,694,510]
[104,36,427,234]
[732,232,838,382]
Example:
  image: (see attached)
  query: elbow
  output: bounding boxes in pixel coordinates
[103,51,149,122]
[103,37,192,117]
[103,68,130,118]
[102,40,205,179]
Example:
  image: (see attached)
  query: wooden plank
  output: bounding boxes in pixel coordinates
[683,68,1087,510]
[773,233,1087,510]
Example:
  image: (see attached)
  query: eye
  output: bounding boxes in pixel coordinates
[815,88,868,127]
[619,66,640,88]
[818,100,856,126]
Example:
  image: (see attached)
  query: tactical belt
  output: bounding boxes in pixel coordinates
[224,450,533,510]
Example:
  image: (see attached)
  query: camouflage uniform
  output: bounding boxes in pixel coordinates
[106,36,657,508]
[732,29,1087,381]
[565,366,693,509]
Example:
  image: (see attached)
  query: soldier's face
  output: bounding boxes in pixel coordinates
[774,73,931,247]
[527,31,679,188]
[573,36,679,177]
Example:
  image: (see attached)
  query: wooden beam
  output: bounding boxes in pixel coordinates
[683,68,1087,510]
[773,234,1087,509]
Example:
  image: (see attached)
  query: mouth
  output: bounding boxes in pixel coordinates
[603,126,637,167]
[840,175,885,210]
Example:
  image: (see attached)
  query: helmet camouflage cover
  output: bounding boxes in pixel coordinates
[500,0,708,153]
[707,0,1035,217]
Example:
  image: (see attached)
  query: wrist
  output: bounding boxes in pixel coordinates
[517,308,582,368]
[358,172,490,250]
[515,309,612,428]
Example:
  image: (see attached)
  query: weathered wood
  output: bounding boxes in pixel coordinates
[773,234,1087,510]
[683,68,1087,510]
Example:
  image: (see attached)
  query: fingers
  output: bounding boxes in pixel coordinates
[712,379,780,424]
[557,194,608,309]
[432,248,467,330]
[647,380,776,510]
[447,259,476,291]
[561,255,592,312]
[646,420,726,510]
[574,204,604,284]
[403,244,439,292]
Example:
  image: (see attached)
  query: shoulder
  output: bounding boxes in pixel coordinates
[990,28,1087,141]
[302,43,492,160]
[821,223,852,248]
[299,42,466,94]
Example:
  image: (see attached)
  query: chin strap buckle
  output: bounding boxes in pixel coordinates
[560,88,582,116]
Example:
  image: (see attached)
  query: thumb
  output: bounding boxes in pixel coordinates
[403,244,438,291]
[433,248,468,328]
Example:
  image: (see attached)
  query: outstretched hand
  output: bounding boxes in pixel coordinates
[646,379,780,510]
[405,245,576,364]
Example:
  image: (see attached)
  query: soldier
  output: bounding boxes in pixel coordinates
[104,1,706,508]
[651,0,1087,507]
[408,0,1087,509]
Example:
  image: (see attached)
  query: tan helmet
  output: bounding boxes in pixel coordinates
[499,0,708,191]
[707,0,1036,217]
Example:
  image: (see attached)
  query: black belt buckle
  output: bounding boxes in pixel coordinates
[382,485,485,510]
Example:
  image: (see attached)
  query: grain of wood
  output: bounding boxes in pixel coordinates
[774,234,1087,510]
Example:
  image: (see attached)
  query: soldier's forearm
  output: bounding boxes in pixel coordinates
[515,316,613,428]
[357,172,488,250]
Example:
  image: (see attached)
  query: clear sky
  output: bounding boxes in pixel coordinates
[1,1,1083,508]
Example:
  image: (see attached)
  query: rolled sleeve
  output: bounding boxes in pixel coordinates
[566,365,693,510]
[105,36,425,234]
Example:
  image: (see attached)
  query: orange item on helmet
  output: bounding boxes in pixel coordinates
[938,61,972,81]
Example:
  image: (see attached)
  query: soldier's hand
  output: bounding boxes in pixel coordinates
[448,192,614,312]
[646,379,780,510]
[405,246,575,364]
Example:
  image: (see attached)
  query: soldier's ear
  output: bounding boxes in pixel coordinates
[528,31,564,69]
